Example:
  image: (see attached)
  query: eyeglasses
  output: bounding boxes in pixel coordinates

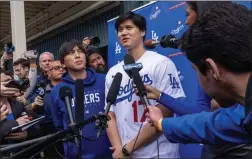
[50,66,65,71]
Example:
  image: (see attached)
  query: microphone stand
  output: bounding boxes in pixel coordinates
[1,115,101,159]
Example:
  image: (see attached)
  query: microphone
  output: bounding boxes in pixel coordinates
[144,40,160,49]
[59,86,79,147]
[75,79,84,157]
[144,34,180,49]
[123,54,150,106]
[105,72,123,114]
[97,72,122,138]
[37,80,46,98]
[75,79,84,124]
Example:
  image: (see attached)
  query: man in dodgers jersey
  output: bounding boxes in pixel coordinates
[105,11,185,158]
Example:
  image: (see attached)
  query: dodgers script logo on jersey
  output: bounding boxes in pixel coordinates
[114,74,153,103]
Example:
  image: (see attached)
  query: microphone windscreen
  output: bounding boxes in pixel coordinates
[59,86,73,100]
[124,54,135,65]
[106,73,122,104]
[75,79,84,123]
[144,39,156,49]
[39,80,46,88]
[123,54,135,78]
[124,54,146,96]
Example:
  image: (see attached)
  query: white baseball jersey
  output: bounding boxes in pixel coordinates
[105,51,185,158]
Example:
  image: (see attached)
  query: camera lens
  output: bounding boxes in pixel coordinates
[89,37,100,46]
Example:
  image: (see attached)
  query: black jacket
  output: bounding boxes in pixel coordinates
[0,99,28,142]
[202,144,252,159]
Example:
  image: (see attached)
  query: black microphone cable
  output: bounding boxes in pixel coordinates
[130,102,160,159]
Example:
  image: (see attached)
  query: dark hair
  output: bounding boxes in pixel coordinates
[13,58,30,69]
[115,11,146,40]
[86,48,103,64]
[186,1,232,16]
[181,3,252,75]
[186,1,197,12]
[59,39,86,64]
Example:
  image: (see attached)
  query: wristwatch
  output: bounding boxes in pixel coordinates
[122,144,131,156]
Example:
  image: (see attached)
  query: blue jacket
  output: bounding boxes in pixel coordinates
[50,68,111,159]
[158,82,211,116]
[161,105,249,144]
[158,82,250,144]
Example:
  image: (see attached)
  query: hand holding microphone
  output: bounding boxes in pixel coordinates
[145,106,163,132]
[31,80,46,108]
[33,96,44,107]
[134,85,162,101]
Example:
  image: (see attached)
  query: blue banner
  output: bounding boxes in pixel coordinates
[107,1,252,158]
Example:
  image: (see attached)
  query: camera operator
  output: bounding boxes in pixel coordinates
[82,36,91,51]
[0,69,31,142]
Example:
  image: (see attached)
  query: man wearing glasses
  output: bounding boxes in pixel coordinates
[32,60,65,158]
[44,60,65,116]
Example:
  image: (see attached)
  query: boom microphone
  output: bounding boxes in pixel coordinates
[59,86,79,147]
[97,72,122,138]
[144,34,180,49]
[124,54,150,106]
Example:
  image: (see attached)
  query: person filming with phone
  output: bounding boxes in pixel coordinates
[0,68,31,142]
